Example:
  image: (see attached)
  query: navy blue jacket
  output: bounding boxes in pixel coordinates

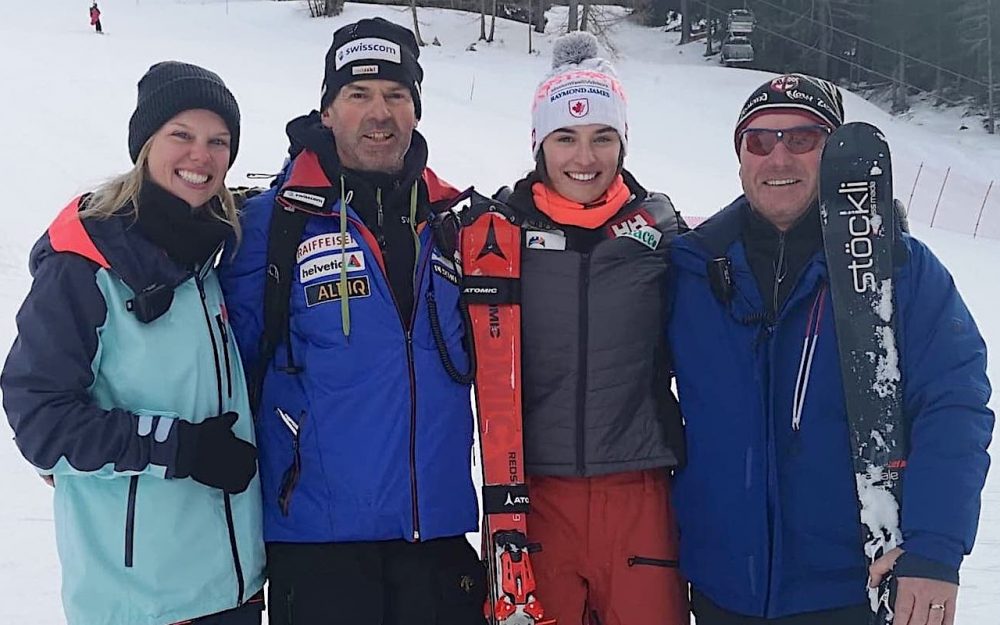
[668,197,993,617]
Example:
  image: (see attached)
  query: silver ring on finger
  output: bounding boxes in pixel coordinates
[930,603,946,611]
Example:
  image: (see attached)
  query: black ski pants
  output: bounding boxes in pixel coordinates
[266,537,487,625]
[692,590,870,625]
[179,590,264,625]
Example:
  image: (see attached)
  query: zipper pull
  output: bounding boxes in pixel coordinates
[275,407,299,437]
[216,315,229,343]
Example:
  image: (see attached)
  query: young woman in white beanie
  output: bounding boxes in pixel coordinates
[488,31,689,625]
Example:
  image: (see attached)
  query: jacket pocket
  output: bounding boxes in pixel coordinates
[627,555,679,568]
[276,408,306,516]
[125,476,139,567]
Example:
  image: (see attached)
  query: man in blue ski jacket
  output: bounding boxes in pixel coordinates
[668,73,993,625]
[219,17,485,625]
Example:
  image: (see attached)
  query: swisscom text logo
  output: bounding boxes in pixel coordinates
[335,38,402,70]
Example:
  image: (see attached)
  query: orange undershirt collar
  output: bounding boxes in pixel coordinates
[531,174,631,229]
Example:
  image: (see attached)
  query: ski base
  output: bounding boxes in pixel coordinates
[820,122,906,625]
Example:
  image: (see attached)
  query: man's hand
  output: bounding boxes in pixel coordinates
[869,548,958,625]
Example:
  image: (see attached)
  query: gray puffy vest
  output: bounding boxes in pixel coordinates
[509,182,685,477]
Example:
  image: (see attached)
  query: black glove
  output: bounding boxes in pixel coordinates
[174,412,257,495]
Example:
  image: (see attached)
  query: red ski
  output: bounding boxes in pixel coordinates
[459,196,553,625]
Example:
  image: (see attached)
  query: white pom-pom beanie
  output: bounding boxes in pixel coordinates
[531,31,628,157]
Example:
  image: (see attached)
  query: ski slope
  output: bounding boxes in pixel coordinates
[0,1,996,622]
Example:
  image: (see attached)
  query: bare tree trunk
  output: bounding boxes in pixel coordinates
[479,0,486,40]
[680,0,691,44]
[817,0,831,77]
[306,0,342,17]
[934,0,943,103]
[988,0,995,134]
[704,0,713,56]
[580,0,591,31]
[528,0,535,52]
[410,0,426,46]
[567,1,579,32]
[534,1,546,33]
[892,51,907,113]
[488,0,497,41]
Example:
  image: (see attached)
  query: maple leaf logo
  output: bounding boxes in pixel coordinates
[569,98,589,118]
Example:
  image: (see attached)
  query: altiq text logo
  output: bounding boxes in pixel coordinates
[838,180,878,294]
[305,276,371,307]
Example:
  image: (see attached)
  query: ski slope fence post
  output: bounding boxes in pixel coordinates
[930,166,951,228]
[906,162,923,210]
[974,180,994,238]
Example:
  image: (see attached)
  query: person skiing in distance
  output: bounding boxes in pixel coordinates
[478,31,689,625]
[1,61,265,625]
[90,2,102,34]
[667,73,994,625]
[218,17,485,625]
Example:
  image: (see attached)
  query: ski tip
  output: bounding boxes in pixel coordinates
[836,121,885,135]
[822,122,891,159]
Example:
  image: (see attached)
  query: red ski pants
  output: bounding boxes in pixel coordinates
[526,469,689,625]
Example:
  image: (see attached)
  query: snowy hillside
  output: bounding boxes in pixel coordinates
[0,1,996,623]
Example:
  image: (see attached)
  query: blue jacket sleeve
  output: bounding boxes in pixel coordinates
[1,247,182,478]
[219,188,273,376]
[897,236,994,571]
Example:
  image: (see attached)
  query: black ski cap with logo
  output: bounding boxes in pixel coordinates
[734,73,845,155]
[320,17,424,119]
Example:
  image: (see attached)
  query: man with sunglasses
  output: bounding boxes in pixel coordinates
[667,73,993,625]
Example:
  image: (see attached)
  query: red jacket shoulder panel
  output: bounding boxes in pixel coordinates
[423,168,461,204]
[48,197,111,269]
[282,151,333,190]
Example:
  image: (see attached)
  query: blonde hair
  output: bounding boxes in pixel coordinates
[80,136,241,244]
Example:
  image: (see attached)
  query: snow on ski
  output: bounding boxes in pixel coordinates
[819,121,906,625]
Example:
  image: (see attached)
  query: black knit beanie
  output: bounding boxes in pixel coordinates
[734,73,844,155]
[321,18,423,119]
[128,61,241,165]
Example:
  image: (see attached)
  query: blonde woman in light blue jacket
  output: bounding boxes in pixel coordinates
[1,61,265,625]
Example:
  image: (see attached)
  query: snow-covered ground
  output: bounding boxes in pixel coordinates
[0,1,996,622]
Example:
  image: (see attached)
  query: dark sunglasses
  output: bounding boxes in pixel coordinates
[740,125,831,156]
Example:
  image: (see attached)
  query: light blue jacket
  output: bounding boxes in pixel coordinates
[1,198,265,625]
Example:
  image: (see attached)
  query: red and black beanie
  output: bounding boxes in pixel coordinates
[734,73,845,154]
[321,17,424,119]
[128,61,241,165]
